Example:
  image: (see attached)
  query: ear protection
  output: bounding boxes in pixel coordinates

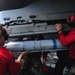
[67,14,75,23]
[0,26,9,40]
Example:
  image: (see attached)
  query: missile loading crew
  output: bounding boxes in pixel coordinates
[55,14,75,75]
[0,26,28,75]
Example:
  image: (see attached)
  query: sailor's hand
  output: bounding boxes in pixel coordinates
[15,50,29,64]
[55,23,62,31]
[21,50,29,56]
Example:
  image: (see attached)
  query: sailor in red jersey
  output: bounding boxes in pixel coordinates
[55,14,75,75]
[0,26,28,75]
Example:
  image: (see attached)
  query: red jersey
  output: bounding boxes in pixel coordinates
[0,46,20,75]
[58,28,75,59]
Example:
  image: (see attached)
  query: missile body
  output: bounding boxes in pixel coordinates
[4,39,68,52]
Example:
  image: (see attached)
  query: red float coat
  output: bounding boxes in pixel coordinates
[0,46,20,75]
[58,28,75,59]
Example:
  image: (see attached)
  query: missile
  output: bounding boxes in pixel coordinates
[4,39,68,52]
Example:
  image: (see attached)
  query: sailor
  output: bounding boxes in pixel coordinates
[55,14,75,75]
[0,26,28,75]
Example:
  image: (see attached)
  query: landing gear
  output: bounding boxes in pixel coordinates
[55,60,69,75]
[55,50,69,75]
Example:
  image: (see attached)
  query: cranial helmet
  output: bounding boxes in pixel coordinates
[67,14,75,23]
[67,14,75,28]
[0,26,9,40]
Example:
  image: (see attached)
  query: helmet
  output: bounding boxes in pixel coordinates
[0,26,9,40]
[67,14,75,28]
[67,14,75,23]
